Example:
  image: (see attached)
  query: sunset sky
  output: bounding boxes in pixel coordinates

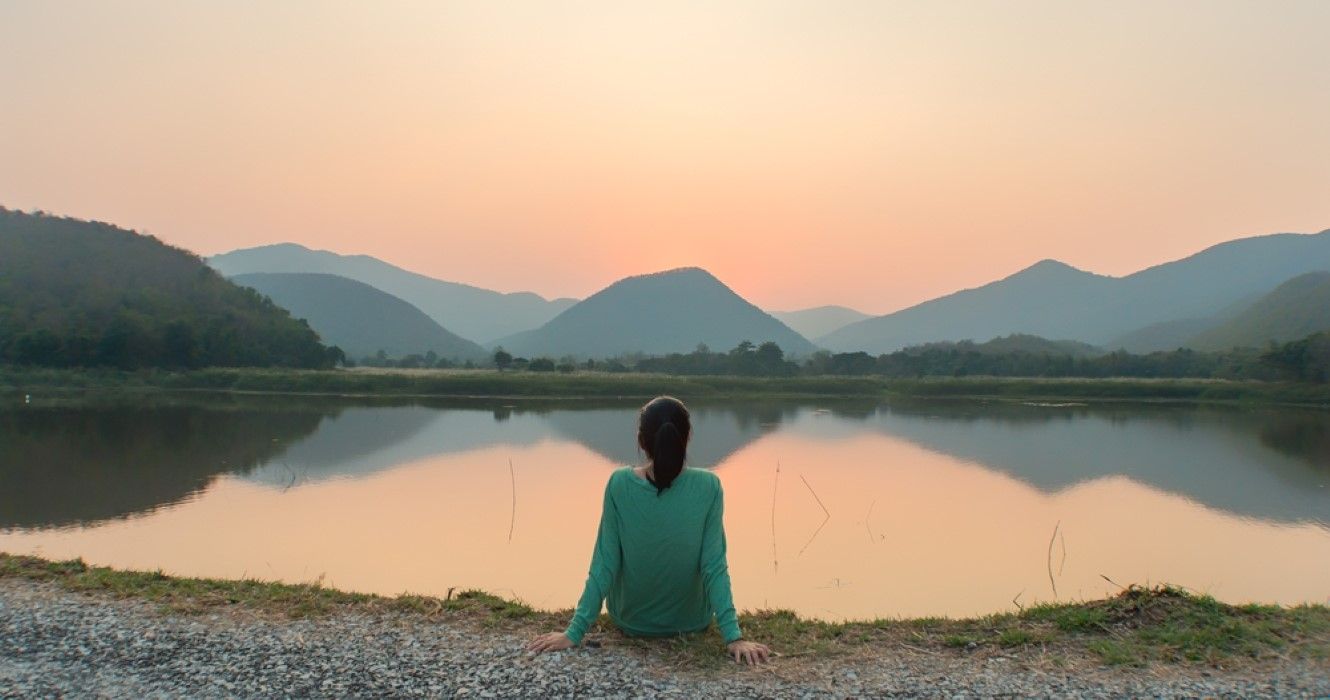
[3,1,1328,314]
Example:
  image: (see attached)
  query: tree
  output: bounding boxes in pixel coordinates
[324,345,347,367]
[756,341,784,365]
[494,347,513,371]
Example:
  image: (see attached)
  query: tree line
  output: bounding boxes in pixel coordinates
[485,333,1330,383]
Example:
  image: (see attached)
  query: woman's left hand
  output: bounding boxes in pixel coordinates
[526,632,575,654]
[727,639,771,665]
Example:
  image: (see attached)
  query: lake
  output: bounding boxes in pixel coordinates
[1,395,1327,621]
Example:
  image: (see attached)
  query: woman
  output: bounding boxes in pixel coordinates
[527,396,771,665]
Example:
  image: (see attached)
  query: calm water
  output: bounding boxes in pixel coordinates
[1,395,1327,620]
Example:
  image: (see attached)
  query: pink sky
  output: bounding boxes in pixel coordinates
[3,1,1328,314]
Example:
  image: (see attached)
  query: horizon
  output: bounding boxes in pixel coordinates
[221,225,1330,314]
[3,2,1330,314]
[12,204,1330,315]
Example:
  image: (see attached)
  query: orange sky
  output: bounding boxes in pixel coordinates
[2,1,1328,314]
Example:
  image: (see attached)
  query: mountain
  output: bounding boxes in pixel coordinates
[820,229,1330,354]
[771,305,871,340]
[819,260,1116,353]
[209,243,577,344]
[0,209,334,368]
[492,267,817,358]
[1106,293,1259,352]
[1107,317,1226,353]
[1187,271,1330,350]
[231,273,487,361]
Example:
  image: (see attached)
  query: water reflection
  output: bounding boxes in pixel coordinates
[0,401,329,529]
[847,401,1330,527]
[1,395,1326,618]
[245,401,792,488]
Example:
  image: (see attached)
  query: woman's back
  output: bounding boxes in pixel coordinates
[529,395,767,665]
[563,465,740,644]
[602,466,728,638]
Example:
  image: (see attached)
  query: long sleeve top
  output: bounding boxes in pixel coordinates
[564,466,742,645]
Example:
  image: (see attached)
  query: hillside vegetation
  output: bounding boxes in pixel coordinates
[0,209,338,369]
[1189,272,1330,350]
[231,273,487,361]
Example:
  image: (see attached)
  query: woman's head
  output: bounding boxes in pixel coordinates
[638,396,691,494]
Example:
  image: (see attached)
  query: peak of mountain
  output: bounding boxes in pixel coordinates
[771,305,872,340]
[818,257,1113,353]
[231,273,487,361]
[1019,259,1087,275]
[1187,271,1330,351]
[209,245,576,343]
[820,227,1330,354]
[492,267,816,358]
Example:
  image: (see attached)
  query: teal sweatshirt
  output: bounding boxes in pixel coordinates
[564,466,742,645]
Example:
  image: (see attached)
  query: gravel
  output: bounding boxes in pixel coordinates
[1,580,1326,699]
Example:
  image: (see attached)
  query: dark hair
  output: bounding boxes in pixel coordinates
[638,396,691,495]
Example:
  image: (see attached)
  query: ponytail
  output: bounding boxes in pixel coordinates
[651,422,686,494]
[638,396,691,495]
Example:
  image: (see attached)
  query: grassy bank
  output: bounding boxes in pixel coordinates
[4,367,1330,405]
[3,553,1326,668]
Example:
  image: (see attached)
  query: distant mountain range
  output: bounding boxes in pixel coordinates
[820,229,1330,354]
[771,305,871,340]
[493,267,817,358]
[231,273,487,361]
[209,244,576,345]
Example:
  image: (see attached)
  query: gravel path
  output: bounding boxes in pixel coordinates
[1,580,1326,699]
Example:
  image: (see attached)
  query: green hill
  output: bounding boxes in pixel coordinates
[0,208,337,368]
[929,334,1104,357]
[231,273,487,361]
[1189,272,1330,350]
[493,267,817,358]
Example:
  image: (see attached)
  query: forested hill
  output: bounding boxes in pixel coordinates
[1188,271,1330,350]
[0,208,338,368]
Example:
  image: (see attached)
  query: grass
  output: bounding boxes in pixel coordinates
[3,553,1326,669]
[4,367,1330,406]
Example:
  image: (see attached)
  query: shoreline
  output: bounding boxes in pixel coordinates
[3,554,1327,698]
[2,553,1327,670]
[4,367,1330,407]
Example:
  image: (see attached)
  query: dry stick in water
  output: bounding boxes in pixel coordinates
[1059,530,1067,576]
[507,458,517,544]
[771,462,780,574]
[865,499,877,544]
[1046,520,1061,599]
[797,474,831,557]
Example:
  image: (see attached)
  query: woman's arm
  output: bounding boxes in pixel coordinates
[701,481,769,664]
[563,476,624,645]
[700,479,742,644]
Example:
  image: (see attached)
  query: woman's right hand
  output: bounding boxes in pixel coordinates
[727,639,771,665]
[526,632,575,654]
